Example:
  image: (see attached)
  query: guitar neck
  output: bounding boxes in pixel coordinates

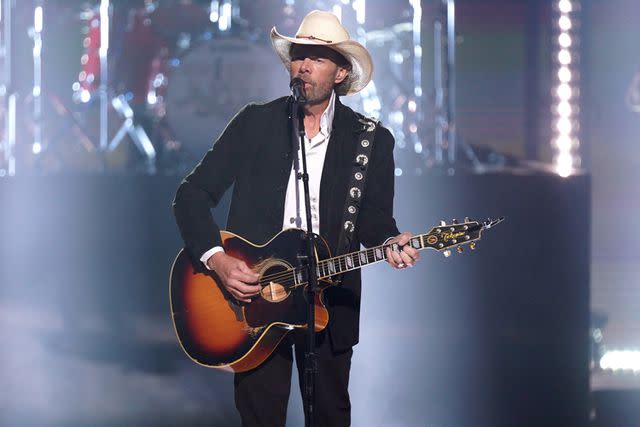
[315,234,429,280]
[286,218,500,287]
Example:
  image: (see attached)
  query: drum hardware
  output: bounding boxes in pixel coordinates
[107,94,157,174]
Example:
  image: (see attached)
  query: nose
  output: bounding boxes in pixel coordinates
[299,57,312,73]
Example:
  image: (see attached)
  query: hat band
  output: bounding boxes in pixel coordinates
[295,34,333,44]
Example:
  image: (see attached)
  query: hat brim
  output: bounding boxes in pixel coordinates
[270,27,373,96]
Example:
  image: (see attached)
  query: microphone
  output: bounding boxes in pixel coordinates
[289,77,307,104]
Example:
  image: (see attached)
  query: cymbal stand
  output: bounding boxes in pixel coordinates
[432,0,457,168]
[107,94,157,174]
[99,0,155,174]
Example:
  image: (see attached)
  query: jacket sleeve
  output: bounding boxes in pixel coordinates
[356,124,400,248]
[172,104,255,259]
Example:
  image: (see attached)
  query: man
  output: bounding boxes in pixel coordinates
[173,10,420,427]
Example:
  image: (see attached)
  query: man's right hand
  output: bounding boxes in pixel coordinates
[207,252,261,303]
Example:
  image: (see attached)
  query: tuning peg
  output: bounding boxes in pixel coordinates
[470,242,476,250]
[439,220,446,227]
[443,249,452,257]
[457,246,464,254]
[464,216,470,222]
[452,218,458,224]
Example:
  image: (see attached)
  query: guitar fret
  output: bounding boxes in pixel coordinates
[346,255,354,269]
[328,260,336,274]
[359,252,368,265]
[411,237,421,249]
[374,247,383,261]
[368,250,376,263]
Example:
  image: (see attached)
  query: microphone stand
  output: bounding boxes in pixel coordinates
[291,98,318,427]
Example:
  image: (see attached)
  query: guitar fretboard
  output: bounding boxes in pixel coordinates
[291,234,432,286]
[283,219,490,287]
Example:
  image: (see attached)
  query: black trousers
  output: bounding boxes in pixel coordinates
[234,330,353,427]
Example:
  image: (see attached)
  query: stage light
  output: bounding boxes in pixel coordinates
[209,1,219,23]
[557,101,572,116]
[559,0,573,13]
[600,350,640,373]
[389,111,404,126]
[555,136,572,151]
[552,0,581,177]
[219,1,231,31]
[558,49,572,65]
[556,83,572,100]
[332,5,342,22]
[558,15,572,31]
[34,6,42,33]
[558,33,572,48]
[558,66,572,83]
[352,0,365,25]
[80,89,91,103]
[557,118,572,135]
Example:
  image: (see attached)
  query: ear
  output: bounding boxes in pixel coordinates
[334,67,349,85]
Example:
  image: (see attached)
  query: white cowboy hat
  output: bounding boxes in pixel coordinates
[270,10,373,96]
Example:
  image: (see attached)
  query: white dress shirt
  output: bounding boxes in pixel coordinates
[200,91,336,268]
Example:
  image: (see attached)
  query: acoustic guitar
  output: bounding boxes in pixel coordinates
[169,217,503,372]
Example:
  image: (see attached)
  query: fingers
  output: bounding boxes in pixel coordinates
[227,279,261,303]
[386,232,420,269]
[397,232,412,246]
[220,259,261,302]
[386,247,405,269]
[238,262,260,281]
[231,262,260,284]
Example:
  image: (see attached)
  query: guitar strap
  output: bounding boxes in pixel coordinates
[334,117,378,269]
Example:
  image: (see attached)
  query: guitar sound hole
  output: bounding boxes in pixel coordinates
[258,264,291,303]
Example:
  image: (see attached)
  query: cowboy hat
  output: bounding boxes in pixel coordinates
[270,10,373,96]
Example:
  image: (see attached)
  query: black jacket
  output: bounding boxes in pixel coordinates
[173,95,399,351]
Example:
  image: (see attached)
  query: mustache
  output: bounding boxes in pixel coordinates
[293,75,314,86]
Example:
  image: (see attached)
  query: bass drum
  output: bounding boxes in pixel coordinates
[164,38,289,161]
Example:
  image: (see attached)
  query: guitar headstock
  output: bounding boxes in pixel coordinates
[423,217,504,257]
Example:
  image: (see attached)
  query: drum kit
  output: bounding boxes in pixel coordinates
[65,0,287,173]
[1,0,423,175]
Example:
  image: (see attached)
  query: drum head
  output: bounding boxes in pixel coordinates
[165,38,289,160]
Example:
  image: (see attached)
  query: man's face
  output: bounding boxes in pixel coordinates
[289,45,349,105]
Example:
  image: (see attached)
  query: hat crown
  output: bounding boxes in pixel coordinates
[295,10,350,43]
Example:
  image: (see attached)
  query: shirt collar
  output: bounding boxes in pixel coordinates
[319,90,336,139]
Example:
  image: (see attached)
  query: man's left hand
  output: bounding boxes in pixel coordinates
[385,232,420,269]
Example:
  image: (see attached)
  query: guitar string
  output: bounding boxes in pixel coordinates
[256,236,430,284]
[255,243,405,285]
[226,224,478,285]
